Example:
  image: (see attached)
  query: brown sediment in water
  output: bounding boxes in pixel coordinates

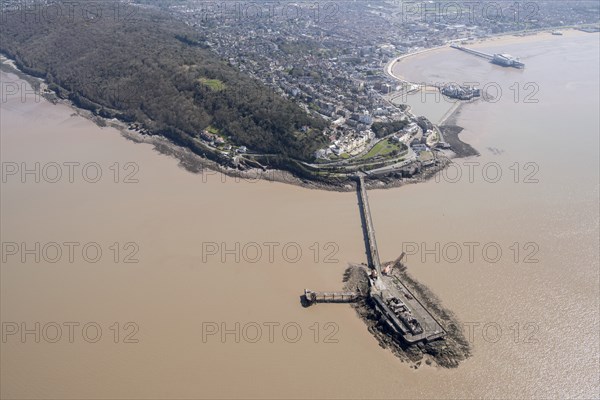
[3,31,599,398]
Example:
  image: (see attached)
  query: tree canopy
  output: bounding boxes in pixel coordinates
[0,2,327,162]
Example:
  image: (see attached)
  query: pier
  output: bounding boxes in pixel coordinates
[451,44,525,68]
[356,175,446,343]
[303,289,360,304]
[303,175,447,344]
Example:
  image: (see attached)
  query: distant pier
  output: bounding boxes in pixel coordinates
[451,44,525,68]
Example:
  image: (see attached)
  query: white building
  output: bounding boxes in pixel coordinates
[404,123,419,134]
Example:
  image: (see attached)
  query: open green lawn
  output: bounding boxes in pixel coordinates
[359,138,404,161]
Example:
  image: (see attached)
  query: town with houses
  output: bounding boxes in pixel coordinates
[153,0,599,176]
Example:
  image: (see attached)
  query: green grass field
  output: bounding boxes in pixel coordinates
[359,138,404,160]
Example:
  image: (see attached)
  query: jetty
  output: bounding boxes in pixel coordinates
[303,289,360,304]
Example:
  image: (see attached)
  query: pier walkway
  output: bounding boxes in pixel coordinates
[357,175,382,278]
[450,44,493,60]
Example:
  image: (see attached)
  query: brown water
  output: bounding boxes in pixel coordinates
[1,31,598,399]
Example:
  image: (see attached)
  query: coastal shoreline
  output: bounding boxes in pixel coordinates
[0,58,449,192]
[3,28,585,191]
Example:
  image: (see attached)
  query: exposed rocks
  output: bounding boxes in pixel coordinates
[439,125,479,158]
[343,265,471,368]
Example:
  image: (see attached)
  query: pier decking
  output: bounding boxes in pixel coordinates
[375,275,446,343]
[304,289,360,304]
[357,175,382,277]
[451,44,494,60]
